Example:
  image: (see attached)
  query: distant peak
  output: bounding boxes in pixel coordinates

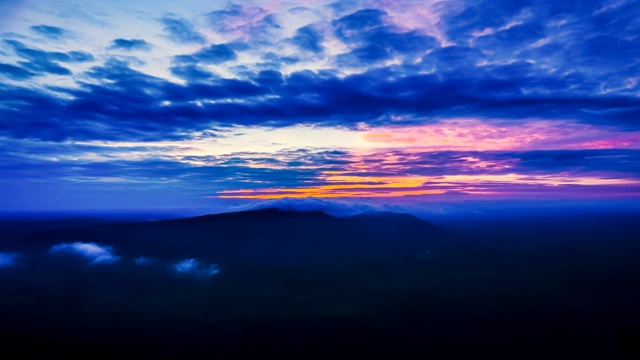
[247,207,332,216]
[231,197,383,217]
[189,207,336,220]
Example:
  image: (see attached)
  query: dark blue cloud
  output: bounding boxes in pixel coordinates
[2,138,639,209]
[331,12,438,66]
[334,9,386,34]
[68,51,94,62]
[5,40,69,62]
[0,0,639,143]
[169,65,215,81]
[258,52,299,69]
[3,40,95,77]
[2,54,640,142]
[227,42,250,51]
[513,149,640,173]
[29,25,67,39]
[387,150,640,176]
[206,3,246,21]
[254,70,284,87]
[291,26,324,53]
[338,44,389,66]
[160,17,206,44]
[1,0,640,212]
[205,4,278,42]
[19,60,71,75]
[174,44,237,65]
[365,27,437,55]
[577,35,640,67]
[161,78,267,101]
[109,38,152,51]
[0,146,324,196]
[193,44,236,64]
[440,0,592,44]
[440,0,640,79]
[0,63,35,80]
[422,45,486,73]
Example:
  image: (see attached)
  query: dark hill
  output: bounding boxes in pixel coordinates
[26,208,448,263]
[3,211,640,359]
[346,211,445,236]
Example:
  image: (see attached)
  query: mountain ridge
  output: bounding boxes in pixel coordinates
[21,207,449,263]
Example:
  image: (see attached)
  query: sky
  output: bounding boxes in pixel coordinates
[1,0,639,213]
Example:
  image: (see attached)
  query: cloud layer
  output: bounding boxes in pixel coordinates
[2,0,639,141]
[0,0,639,209]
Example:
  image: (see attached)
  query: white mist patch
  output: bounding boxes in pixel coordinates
[0,252,19,268]
[172,258,220,277]
[49,242,120,265]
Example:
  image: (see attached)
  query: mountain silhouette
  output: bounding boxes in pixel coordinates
[26,208,448,263]
[2,210,640,359]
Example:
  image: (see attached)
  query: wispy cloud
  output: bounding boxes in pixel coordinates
[29,25,68,40]
[49,242,120,265]
[0,252,19,268]
[160,17,206,44]
[172,258,221,277]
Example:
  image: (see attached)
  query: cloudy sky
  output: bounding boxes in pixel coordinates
[1,0,639,212]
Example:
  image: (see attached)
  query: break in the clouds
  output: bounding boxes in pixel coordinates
[49,242,120,265]
[0,0,639,210]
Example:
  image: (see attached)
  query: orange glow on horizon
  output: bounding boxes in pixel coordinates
[217,189,446,199]
[214,172,640,199]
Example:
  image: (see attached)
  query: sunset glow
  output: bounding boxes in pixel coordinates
[1,0,639,210]
[217,171,640,199]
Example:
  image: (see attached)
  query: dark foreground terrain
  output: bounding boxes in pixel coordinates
[0,208,639,359]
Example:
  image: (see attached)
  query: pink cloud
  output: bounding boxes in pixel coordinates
[372,0,451,43]
[361,119,640,151]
